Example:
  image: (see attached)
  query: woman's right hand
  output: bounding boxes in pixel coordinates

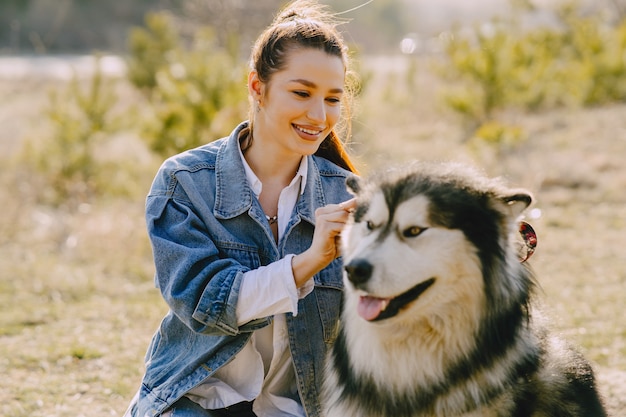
[291,198,356,288]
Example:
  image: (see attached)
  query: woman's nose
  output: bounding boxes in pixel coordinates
[307,98,326,122]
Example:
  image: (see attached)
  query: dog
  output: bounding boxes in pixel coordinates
[322,162,607,417]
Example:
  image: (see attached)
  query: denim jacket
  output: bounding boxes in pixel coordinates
[130,122,353,417]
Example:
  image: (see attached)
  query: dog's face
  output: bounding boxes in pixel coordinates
[341,163,532,325]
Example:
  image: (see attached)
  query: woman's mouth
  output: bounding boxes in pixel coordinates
[293,124,323,139]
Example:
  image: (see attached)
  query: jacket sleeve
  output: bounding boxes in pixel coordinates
[146,186,247,337]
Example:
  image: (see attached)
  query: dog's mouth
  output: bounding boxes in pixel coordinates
[358,278,436,322]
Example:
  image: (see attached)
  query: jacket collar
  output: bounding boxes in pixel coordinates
[214,122,324,224]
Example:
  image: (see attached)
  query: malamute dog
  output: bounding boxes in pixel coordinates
[323,162,607,417]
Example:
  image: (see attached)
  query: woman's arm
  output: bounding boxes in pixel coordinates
[147,195,247,336]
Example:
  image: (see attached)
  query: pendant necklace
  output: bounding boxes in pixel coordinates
[266,214,278,225]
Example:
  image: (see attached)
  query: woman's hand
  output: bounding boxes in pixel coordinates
[291,198,356,288]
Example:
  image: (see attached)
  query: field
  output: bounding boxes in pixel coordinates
[0,54,625,416]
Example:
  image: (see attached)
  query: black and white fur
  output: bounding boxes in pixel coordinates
[323,162,607,417]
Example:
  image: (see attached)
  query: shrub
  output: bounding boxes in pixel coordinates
[438,4,626,148]
[22,57,123,205]
[22,12,250,204]
[126,12,178,91]
[127,12,248,158]
[440,6,626,114]
[561,12,626,105]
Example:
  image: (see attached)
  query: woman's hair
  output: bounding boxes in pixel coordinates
[249,0,358,173]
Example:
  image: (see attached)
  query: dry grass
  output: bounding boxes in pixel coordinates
[1,54,625,416]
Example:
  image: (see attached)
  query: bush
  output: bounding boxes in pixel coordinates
[562,12,626,105]
[22,57,124,205]
[21,12,250,204]
[437,4,626,149]
[439,6,626,119]
[126,12,179,91]
[127,12,248,158]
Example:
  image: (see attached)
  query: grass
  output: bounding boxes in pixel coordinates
[1,54,625,416]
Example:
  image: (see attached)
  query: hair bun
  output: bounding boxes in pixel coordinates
[276,9,309,24]
[282,10,300,20]
[274,0,329,25]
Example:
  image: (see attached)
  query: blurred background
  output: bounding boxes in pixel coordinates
[1,0,625,416]
[0,0,519,54]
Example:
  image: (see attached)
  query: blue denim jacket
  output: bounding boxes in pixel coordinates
[130,122,352,417]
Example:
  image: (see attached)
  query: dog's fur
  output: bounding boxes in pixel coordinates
[323,162,607,417]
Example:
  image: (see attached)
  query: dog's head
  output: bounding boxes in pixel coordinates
[341,162,533,324]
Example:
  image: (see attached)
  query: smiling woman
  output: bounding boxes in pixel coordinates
[121,1,360,417]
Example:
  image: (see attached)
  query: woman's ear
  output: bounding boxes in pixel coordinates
[248,71,263,102]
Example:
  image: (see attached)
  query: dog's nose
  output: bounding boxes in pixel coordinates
[345,258,373,285]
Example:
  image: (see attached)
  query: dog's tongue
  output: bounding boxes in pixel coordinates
[358,295,390,321]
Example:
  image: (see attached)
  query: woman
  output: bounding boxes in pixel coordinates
[124,1,359,416]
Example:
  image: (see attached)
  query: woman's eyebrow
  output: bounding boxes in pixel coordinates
[289,78,343,94]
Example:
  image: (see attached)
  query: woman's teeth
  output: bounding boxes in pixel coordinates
[295,125,321,135]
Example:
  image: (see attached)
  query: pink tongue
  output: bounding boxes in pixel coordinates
[358,296,391,321]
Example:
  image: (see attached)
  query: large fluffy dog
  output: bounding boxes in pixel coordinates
[323,162,607,417]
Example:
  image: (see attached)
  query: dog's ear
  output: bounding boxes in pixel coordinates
[346,175,362,195]
[500,190,533,218]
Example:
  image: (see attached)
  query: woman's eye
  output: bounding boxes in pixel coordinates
[326,97,341,104]
[293,91,310,98]
[403,226,426,238]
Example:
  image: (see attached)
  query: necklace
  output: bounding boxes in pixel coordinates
[265,214,278,225]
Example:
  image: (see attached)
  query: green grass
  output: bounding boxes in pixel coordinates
[1,55,625,416]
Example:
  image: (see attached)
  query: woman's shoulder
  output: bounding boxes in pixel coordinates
[147,141,222,197]
[158,122,247,175]
[311,154,356,179]
[310,155,357,203]
[159,139,224,174]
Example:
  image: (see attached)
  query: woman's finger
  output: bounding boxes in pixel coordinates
[339,197,356,213]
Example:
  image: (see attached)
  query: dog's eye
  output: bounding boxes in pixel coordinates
[366,220,376,230]
[403,226,426,238]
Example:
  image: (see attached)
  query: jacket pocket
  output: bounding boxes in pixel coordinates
[314,258,344,344]
[216,241,262,269]
[314,287,342,344]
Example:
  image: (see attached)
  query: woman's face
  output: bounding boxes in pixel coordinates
[251,48,345,157]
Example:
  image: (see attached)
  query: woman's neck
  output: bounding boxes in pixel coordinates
[243,133,302,187]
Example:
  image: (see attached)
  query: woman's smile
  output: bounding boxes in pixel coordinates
[293,123,324,140]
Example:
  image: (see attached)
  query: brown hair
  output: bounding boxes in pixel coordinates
[248,0,358,173]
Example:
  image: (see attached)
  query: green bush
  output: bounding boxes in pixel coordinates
[440,6,626,119]
[437,4,626,150]
[440,23,513,120]
[22,12,250,204]
[127,12,248,158]
[22,57,123,205]
[563,12,626,105]
[126,12,179,91]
